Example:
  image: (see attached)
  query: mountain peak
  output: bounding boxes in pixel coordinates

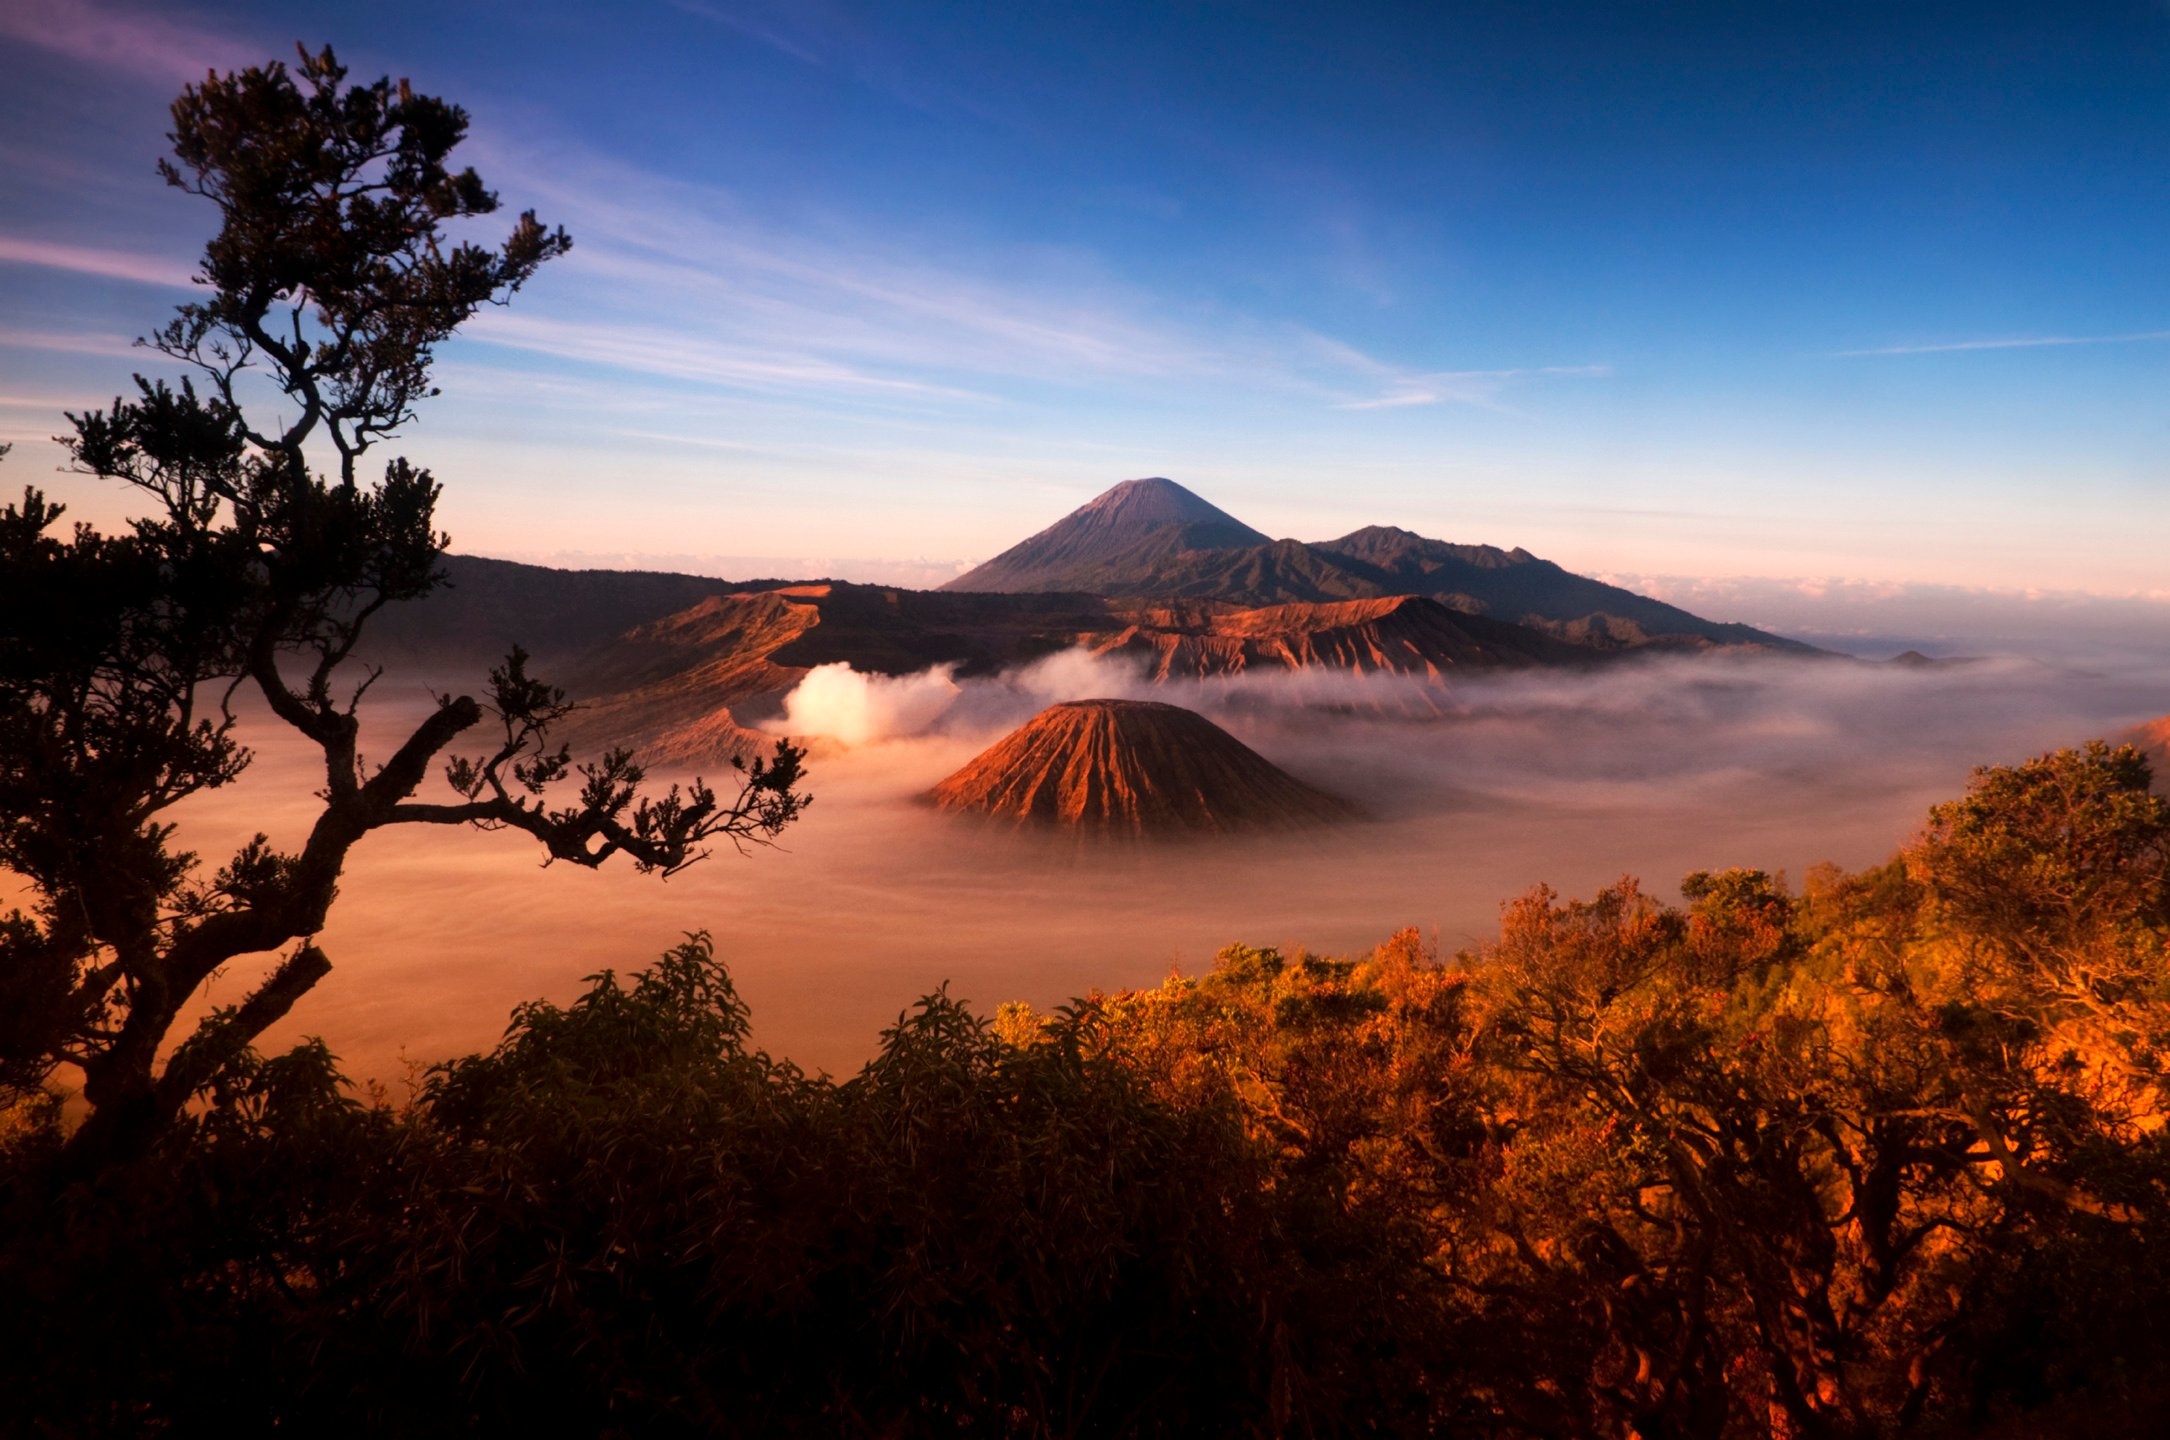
[943,477,1270,593]
[1077,477,1253,530]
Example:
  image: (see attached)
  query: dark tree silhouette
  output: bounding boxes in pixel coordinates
[0,46,807,1174]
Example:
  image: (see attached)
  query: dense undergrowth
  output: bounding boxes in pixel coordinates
[5,741,2169,1438]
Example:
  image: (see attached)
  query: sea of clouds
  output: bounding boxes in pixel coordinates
[72,635,2170,1089]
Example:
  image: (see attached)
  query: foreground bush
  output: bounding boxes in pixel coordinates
[4,743,2168,1436]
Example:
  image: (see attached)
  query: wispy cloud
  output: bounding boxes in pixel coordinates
[1840,329,2170,357]
[0,326,147,361]
[460,141,1248,402]
[1336,366,1613,411]
[559,244,1199,381]
[1313,336,1612,410]
[603,428,786,456]
[462,311,994,404]
[663,0,1001,122]
[0,0,251,85]
[670,0,825,67]
[491,155,1216,385]
[0,233,196,289]
[446,129,1608,417]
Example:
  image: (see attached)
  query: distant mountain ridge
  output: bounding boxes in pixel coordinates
[947,477,1811,653]
[360,555,759,669]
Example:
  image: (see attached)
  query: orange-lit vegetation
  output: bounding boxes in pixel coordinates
[5,742,2167,1436]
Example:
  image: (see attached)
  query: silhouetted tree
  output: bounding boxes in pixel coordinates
[0,45,807,1175]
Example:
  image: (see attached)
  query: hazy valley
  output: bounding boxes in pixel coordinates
[144,480,2170,1081]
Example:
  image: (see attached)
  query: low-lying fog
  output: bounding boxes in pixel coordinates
[36,645,2170,1085]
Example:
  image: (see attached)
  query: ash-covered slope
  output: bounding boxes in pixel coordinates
[929,699,1357,837]
[946,477,1271,594]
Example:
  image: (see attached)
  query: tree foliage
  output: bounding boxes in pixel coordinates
[5,745,2168,1435]
[0,46,807,1174]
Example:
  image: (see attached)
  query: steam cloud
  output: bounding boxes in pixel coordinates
[772,650,1161,746]
[779,662,966,745]
[767,648,1455,748]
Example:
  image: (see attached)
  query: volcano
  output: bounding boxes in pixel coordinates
[929,698,1356,837]
[946,477,1273,595]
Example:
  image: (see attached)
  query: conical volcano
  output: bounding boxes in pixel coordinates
[930,699,1356,837]
[945,478,1272,594]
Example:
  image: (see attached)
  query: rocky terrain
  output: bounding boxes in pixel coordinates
[928,699,1357,837]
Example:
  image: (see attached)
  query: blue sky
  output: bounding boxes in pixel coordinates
[3,0,2168,595]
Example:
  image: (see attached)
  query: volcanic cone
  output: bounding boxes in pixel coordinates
[929,698,1356,837]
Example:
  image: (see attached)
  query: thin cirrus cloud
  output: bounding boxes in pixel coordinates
[461,311,996,405]
[0,326,150,362]
[0,17,1604,424]
[485,143,1233,387]
[1839,329,2170,357]
[1335,365,1615,411]
[478,136,1609,413]
[556,243,1208,385]
[1304,333,1610,411]
[668,0,826,68]
[0,234,196,291]
[0,0,252,85]
[665,0,1007,125]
